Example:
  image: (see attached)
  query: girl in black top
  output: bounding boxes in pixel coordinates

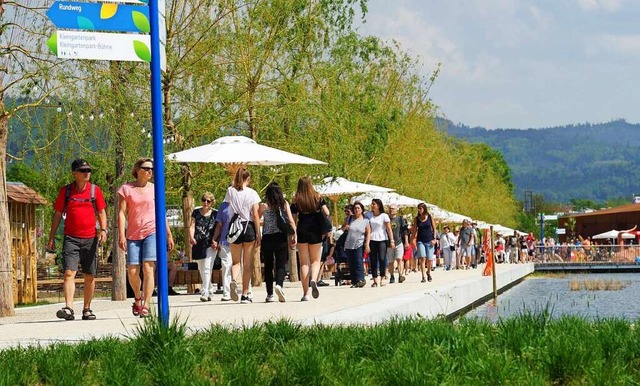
[290,176,330,301]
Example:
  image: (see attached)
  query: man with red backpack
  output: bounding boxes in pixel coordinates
[48,159,108,321]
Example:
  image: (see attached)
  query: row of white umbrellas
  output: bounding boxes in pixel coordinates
[167,135,518,231]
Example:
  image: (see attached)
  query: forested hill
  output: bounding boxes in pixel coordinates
[436,119,640,203]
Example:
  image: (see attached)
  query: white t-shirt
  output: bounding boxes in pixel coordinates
[369,213,390,241]
[224,186,260,222]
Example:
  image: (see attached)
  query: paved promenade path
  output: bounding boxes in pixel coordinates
[0,264,533,349]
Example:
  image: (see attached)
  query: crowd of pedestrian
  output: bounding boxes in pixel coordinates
[49,160,533,319]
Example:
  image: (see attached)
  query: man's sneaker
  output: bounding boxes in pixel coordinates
[389,275,395,284]
[310,281,319,299]
[274,285,286,303]
[200,291,209,302]
[300,295,310,302]
[317,280,329,287]
[399,275,406,283]
[357,280,366,288]
[168,287,180,296]
[240,295,252,304]
[221,294,232,302]
[265,295,275,303]
[247,292,254,300]
[230,281,239,302]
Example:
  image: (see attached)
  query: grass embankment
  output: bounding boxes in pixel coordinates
[1,315,639,385]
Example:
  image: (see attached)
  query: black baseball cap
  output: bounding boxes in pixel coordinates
[71,158,90,171]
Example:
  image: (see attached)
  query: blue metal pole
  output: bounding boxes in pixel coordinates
[539,212,545,245]
[149,0,169,326]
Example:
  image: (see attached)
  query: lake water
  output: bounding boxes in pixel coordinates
[464,273,640,322]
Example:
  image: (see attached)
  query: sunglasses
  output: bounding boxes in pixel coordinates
[76,168,92,173]
[140,166,153,171]
[202,199,212,203]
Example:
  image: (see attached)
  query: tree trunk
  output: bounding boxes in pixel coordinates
[110,62,127,301]
[0,109,15,316]
[181,163,193,259]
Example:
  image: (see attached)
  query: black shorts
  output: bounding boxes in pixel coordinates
[233,221,257,244]
[297,225,323,245]
[62,235,98,275]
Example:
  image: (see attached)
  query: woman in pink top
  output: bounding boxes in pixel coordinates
[117,158,175,317]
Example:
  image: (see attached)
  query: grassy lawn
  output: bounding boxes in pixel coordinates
[1,313,639,385]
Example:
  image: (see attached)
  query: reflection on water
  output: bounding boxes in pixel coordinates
[464,273,640,322]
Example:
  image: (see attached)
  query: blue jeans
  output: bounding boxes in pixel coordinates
[416,241,435,261]
[369,240,388,278]
[127,233,157,264]
[346,246,365,283]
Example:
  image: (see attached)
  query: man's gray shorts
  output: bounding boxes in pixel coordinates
[63,235,98,275]
[387,243,404,260]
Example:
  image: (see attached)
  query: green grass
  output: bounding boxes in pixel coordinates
[1,315,640,385]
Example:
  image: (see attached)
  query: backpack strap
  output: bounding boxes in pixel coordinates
[63,182,98,215]
[63,183,72,215]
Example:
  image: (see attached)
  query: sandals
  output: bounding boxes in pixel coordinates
[371,282,378,288]
[139,305,150,318]
[56,306,75,321]
[82,308,96,320]
[132,297,142,316]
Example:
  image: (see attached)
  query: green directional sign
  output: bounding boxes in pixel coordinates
[47,30,151,63]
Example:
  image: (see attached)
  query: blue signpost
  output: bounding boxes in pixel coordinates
[47,1,150,33]
[46,0,170,325]
[148,0,169,326]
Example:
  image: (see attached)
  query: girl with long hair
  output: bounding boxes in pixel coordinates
[118,158,175,317]
[368,198,394,287]
[290,176,330,301]
[410,202,437,282]
[224,167,261,304]
[259,182,296,303]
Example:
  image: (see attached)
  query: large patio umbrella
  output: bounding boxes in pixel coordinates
[167,135,326,174]
[314,177,394,225]
[592,229,635,240]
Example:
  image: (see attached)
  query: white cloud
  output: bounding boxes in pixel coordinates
[586,34,640,57]
[576,0,622,12]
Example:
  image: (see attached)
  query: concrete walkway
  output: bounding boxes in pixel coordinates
[0,264,533,349]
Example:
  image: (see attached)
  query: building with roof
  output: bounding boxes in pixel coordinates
[8,182,48,304]
[557,202,640,242]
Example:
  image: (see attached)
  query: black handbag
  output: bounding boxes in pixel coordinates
[212,252,222,270]
[317,210,333,233]
[276,207,295,235]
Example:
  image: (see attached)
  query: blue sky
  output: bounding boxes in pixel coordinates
[356,0,640,129]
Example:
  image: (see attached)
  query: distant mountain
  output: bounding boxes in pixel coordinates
[436,118,640,203]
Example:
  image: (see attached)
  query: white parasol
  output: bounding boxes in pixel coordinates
[167,135,326,173]
[314,177,394,225]
[350,192,422,208]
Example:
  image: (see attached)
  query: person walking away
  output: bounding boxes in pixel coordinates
[224,167,261,304]
[211,201,235,301]
[290,176,330,301]
[410,203,437,282]
[48,159,108,321]
[344,201,370,288]
[189,192,218,301]
[259,182,296,302]
[368,199,394,287]
[118,158,175,318]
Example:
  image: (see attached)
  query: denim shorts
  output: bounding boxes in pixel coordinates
[127,233,157,265]
[416,241,435,261]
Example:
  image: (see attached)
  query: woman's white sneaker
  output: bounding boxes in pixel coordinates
[275,285,286,303]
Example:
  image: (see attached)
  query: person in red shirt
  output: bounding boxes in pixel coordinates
[48,159,108,321]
